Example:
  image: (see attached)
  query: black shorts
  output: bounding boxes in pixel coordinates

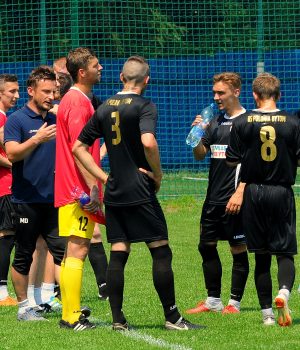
[12,203,66,275]
[0,195,16,232]
[200,202,246,246]
[243,184,297,255]
[105,198,168,243]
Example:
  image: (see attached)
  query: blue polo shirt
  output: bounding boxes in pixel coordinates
[4,104,56,203]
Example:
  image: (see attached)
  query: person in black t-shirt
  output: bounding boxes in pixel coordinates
[72,55,203,331]
[186,72,249,315]
[226,72,300,327]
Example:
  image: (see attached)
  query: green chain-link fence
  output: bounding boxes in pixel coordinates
[1,1,300,198]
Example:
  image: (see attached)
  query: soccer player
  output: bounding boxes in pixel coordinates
[53,57,109,301]
[185,72,249,315]
[226,73,300,326]
[73,55,203,331]
[55,47,104,331]
[4,66,66,321]
[0,74,19,306]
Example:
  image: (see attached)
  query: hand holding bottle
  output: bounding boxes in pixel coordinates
[186,103,216,148]
[71,186,106,225]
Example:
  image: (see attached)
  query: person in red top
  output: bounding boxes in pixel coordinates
[55,47,103,331]
[0,74,19,306]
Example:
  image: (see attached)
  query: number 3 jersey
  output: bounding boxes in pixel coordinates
[78,92,158,206]
[226,110,300,186]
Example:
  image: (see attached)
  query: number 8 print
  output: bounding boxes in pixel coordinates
[260,125,277,162]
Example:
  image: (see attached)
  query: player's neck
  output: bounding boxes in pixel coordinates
[122,84,142,95]
[74,83,92,96]
[225,103,244,117]
[27,100,47,119]
[0,103,8,114]
[256,99,277,111]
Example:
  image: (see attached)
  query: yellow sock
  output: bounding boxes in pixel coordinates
[63,257,84,324]
[60,261,69,321]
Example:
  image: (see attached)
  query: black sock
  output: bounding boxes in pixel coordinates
[255,253,272,309]
[0,235,15,286]
[149,245,181,324]
[198,243,222,298]
[277,255,295,291]
[231,251,249,302]
[88,242,108,286]
[106,251,129,323]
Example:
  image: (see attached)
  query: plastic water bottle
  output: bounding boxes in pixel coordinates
[186,103,216,148]
[71,187,106,225]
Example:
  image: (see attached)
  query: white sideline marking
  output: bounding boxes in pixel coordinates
[182,177,208,181]
[90,318,193,350]
[121,329,193,350]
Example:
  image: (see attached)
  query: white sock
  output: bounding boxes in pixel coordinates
[206,297,222,305]
[27,284,36,306]
[278,288,290,300]
[34,287,43,305]
[262,307,274,318]
[41,282,55,303]
[0,285,9,300]
[228,299,240,310]
[18,299,29,314]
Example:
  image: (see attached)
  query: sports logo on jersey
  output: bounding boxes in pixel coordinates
[210,144,227,158]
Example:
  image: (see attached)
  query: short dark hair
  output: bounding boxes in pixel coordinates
[66,47,97,83]
[0,74,18,91]
[26,66,56,88]
[122,55,150,84]
[57,72,73,98]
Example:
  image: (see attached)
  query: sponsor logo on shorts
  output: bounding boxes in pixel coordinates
[233,234,245,240]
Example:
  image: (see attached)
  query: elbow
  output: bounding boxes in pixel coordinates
[193,152,205,161]
[6,152,17,163]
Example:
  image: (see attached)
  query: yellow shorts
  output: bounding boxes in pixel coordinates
[59,203,94,239]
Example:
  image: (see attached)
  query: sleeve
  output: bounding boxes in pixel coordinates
[226,122,242,163]
[4,114,22,143]
[139,100,157,136]
[67,105,92,146]
[78,110,103,146]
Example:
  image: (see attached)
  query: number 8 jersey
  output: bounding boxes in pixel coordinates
[226,110,300,186]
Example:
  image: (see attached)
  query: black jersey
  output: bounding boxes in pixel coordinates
[226,110,300,185]
[78,93,158,206]
[202,111,244,205]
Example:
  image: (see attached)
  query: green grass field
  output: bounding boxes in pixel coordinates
[1,196,300,350]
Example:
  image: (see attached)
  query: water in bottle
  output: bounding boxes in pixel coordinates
[186,103,216,148]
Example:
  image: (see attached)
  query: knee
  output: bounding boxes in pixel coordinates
[230,244,247,255]
[150,245,172,264]
[198,242,218,260]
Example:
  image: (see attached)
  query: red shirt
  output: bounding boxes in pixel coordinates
[0,111,12,197]
[55,88,102,207]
